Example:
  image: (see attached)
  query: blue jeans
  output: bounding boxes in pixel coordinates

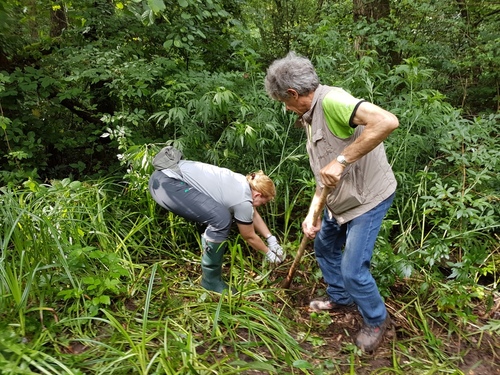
[314,193,395,326]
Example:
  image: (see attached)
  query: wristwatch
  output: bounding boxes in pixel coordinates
[336,154,350,167]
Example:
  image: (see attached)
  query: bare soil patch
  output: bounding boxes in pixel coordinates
[281,277,500,375]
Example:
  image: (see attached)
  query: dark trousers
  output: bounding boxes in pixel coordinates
[148,171,232,243]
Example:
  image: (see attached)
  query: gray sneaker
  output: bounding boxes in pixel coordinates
[355,314,392,352]
[309,297,356,312]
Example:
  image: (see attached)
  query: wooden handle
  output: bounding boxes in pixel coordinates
[280,187,330,289]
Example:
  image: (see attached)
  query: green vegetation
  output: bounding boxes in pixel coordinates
[1,0,498,373]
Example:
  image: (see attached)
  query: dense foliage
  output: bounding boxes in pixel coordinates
[0,0,498,373]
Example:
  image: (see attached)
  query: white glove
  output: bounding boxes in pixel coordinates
[265,249,283,264]
[266,235,284,260]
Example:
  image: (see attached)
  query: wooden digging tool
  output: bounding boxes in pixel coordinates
[280,187,330,289]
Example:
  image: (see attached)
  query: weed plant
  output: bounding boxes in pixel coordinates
[1,55,499,373]
[0,179,307,374]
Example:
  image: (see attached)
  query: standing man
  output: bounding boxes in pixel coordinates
[265,52,398,352]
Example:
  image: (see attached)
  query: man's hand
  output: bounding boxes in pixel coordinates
[302,215,322,240]
[319,159,345,188]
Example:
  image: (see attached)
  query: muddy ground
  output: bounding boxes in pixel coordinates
[278,277,500,375]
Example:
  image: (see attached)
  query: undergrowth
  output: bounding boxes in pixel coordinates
[0,164,498,373]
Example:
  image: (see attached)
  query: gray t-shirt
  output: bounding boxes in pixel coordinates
[162,160,254,224]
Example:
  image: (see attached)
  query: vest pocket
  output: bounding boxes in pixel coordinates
[311,129,331,164]
[328,166,365,215]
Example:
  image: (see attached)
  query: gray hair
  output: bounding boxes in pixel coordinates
[264,51,320,101]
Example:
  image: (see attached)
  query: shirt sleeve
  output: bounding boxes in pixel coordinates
[322,88,363,138]
[231,201,254,224]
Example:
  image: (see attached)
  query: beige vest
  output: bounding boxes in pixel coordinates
[298,85,397,224]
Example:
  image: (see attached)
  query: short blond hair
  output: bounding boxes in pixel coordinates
[246,170,276,199]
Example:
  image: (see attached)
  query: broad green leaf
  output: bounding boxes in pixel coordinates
[148,0,166,13]
[292,360,314,369]
[0,116,11,130]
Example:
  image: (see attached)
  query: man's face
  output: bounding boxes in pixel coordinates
[281,89,312,116]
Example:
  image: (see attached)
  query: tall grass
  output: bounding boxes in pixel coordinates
[1,164,498,373]
[0,178,307,374]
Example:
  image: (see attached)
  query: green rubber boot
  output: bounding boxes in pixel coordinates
[200,236,230,293]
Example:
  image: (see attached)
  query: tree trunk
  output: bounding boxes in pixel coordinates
[50,3,68,37]
[353,0,390,21]
[352,0,398,64]
[456,0,469,22]
[272,0,292,54]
